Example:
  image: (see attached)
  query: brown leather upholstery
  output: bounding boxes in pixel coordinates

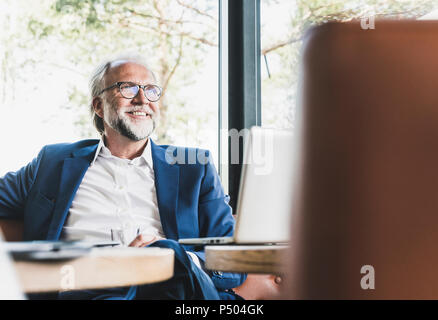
[284,20,438,299]
[0,219,23,241]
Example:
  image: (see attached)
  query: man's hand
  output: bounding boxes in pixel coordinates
[128,234,164,247]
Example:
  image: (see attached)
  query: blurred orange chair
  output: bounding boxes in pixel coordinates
[284,20,438,299]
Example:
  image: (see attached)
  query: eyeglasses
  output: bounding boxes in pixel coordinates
[98,81,162,102]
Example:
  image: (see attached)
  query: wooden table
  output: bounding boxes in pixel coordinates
[205,245,289,275]
[14,247,174,293]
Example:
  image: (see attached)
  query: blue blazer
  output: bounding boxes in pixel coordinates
[0,139,246,289]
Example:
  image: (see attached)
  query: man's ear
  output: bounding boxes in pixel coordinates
[92,96,104,118]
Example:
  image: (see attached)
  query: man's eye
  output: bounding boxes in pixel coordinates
[121,84,136,89]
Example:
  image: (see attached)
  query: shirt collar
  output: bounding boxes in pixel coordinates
[90,137,153,169]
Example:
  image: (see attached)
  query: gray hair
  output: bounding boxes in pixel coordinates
[89,55,156,135]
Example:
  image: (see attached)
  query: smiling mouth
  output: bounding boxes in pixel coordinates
[126,111,152,118]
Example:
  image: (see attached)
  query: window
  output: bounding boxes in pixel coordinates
[260,0,438,131]
[0,0,219,175]
[260,0,296,130]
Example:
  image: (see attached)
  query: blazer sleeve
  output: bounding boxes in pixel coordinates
[0,147,45,219]
[190,152,247,290]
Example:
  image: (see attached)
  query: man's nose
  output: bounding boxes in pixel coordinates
[131,88,149,105]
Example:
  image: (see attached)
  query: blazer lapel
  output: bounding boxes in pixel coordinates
[46,140,180,241]
[151,140,180,240]
[46,143,99,240]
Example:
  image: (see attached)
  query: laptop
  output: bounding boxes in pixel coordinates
[0,230,25,300]
[179,126,296,245]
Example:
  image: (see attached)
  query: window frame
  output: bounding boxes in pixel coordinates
[219,0,261,209]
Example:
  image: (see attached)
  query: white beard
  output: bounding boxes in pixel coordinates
[103,99,158,141]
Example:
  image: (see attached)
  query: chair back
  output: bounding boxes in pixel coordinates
[285,20,438,299]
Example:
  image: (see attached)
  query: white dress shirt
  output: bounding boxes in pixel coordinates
[62,138,201,267]
[63,139,164,243]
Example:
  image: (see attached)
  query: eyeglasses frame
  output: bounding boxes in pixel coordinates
[98,81,162,102]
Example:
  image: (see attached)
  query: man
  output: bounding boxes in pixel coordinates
[0,56,246,299]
